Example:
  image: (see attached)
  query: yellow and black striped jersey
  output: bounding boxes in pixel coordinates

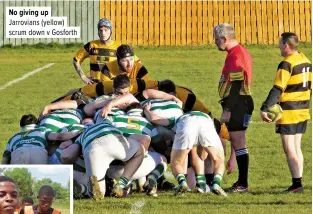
[80,78,159,98]
[176,86,211,116]
[274,52,312,124]
[73,40,121,81]
[100,60,150,82]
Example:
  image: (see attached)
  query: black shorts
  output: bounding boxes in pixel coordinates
[276,121,308,135]
[220,95,254,132]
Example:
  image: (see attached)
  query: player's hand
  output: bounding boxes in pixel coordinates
[259,110,272,123]
[143,102,152,111]
[226,158,236,174]
[172,97,183,108]
[82,76,94,85]
[39,107,50,121]
[59,140,73,149]
[101,102,113,118]
[220,110,231,123]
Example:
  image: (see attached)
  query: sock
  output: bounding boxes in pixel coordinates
[205,173,214,186]
[158,174,166,186]
[212,174,223,186]
[119,176,129,188]
[235,148,249,187]
[148,163,166,183]
[196,174,206,188]
[292,177,302,188]
[176,174,187,185]
[80,184,88,195]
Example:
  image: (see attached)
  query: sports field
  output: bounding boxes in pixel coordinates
[0,44,311,214]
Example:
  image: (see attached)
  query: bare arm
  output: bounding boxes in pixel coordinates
[101,94,139,117]
[73,59,94,85]
[47,131,81,142]
[39,100,79,120]
[83,98,112,117]
[143,89,182,108]
[61,144,81,164]
[143,102,170,126]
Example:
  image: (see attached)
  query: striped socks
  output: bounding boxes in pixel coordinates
[235,148,249,187]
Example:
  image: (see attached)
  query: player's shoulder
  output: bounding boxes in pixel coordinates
[176,85,194,94]
[277,60,291,71]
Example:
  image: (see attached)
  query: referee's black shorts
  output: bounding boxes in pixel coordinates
[220,95,254,132]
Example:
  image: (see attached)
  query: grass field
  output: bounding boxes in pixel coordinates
[53,200,70,214]
[0,44,311,214]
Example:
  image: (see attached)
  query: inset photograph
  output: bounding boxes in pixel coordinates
[0,165,72,214]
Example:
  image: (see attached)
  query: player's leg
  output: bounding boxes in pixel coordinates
[204,157,214,187]
[223,95,253,192]
[171,149,190,195]
[198,116,226,196]
[295,133,304,177]
[143,153,168,197]
[281,134,303,193]
[84,138,111,200]
[189,146,207,193]
[111,136,144,197]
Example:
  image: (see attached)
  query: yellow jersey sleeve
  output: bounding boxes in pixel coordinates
[74,43,90,63]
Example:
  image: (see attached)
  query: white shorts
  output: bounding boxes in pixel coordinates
[173,115,221,150]
[11,147,48,164]
[107,151,165,180]
[84,134,139,195]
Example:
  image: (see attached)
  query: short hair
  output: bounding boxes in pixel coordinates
[70,91,90,104]
[125,102,143,112]
[116,44,134,60]
[22,196,34,204]
[214,23,236,39]
[0,175,15,184]
[38,185,55,197]
[158,79,176,94]
[281,32,299,50]
[113,75,130,90]
[20,114,37,128]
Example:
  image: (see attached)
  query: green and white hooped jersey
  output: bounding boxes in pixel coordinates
[181,111,209,119]
[112,109,158,139]
[5,125,50,153]
[74,121,122,151]
[94,107,125,124]
[60,124,85,133]
[141,99,184,129]
[40,109,84,132]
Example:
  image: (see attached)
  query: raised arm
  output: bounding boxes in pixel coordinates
[39,100,80,120]
[47,130,82,142]
[143,89,182,108]
[143,102,170,127]
[101,93,139,117]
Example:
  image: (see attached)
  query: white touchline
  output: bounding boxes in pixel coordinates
[0,63,55,91]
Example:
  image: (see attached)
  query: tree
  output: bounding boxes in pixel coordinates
[4,168,33,198]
